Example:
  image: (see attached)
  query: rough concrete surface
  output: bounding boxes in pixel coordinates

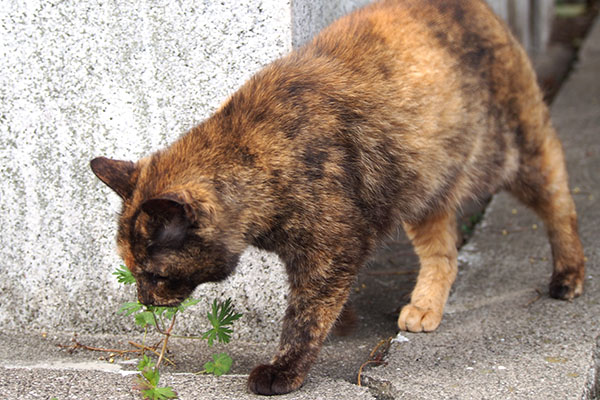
[0,330,378,399]
[291,0,371,48]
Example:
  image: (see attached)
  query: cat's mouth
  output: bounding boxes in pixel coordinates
[138,291,184,307]
[151,299,183,307]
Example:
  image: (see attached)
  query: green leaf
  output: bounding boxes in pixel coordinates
[202,298,242,346]
[163,307,179,320]
[180,298,200,310]
[138,354,155,371]
[119,301,143,316]
[135,311,157,328]
[113,265,136,285]
[203,353,233,376]
[137,366,177,399]
[202,329,217,347]
[148,305,179,321]
[207,301,219,328]
[142,367,160,388]
[217,327,233,344]
[142,386,178,400]
[219,299,243,326]
[152,386,178,399]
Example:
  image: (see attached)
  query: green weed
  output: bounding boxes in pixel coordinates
[115,265,242,399]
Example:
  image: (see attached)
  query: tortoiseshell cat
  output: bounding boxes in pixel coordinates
[91,0,585,395]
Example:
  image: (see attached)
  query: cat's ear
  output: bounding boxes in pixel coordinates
[141,195,191,250]
[141,191,215,224]
[141,194,187,221]
[90,157,137,199]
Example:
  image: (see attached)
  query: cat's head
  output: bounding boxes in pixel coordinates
[90,156,240,307]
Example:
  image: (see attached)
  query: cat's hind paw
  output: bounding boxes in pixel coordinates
[397,304,442,332]
[248,364,304,396]
[549,269,584,300]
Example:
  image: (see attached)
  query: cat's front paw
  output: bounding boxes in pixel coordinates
[248,364,304,395]
[398,304,442,332]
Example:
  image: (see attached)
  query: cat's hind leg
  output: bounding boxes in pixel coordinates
[508,129,585,300]
[398,210,458,332]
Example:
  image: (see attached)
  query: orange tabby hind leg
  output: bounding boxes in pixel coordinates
[509,126,585,300]
[398,211,458,332]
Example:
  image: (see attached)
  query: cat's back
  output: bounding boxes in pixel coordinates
[312,0,533,103]
[316,0,516,65]
[191,0,545,226]
[272,0,541,220]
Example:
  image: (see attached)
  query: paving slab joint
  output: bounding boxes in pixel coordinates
[585,334,600,399]
[358,360,399,400]
[359,375,396,400]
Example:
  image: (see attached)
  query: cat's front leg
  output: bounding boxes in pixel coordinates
[247,263,354,395]
[398,211,458,332]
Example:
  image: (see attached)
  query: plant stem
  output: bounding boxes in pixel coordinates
[128,341,176,367]
[152,310,166,334]
[57,341,140,356]
[141,326,148,357]
[156,314,177,369]
[357,337,392,386]
[170,334,206,340]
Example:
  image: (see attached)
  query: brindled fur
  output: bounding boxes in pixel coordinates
[91,0,585,395]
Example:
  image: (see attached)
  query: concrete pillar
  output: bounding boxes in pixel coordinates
[486,0,510,21]
[531,0,555,53]
[509,0,532,52]
[292,0,371,48]
[485,0,554,53]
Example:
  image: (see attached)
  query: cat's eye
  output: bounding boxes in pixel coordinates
[146,272,168,285]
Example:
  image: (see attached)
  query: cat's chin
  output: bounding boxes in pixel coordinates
[152,300,183,307]
[138,295,186,308]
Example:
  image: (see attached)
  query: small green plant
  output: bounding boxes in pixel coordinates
[136,355,177,400]
[202,298,243,346]
[113,265,136,284]
[202,353,233,376]
[460,211,484,236]
[114,265,242,399]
